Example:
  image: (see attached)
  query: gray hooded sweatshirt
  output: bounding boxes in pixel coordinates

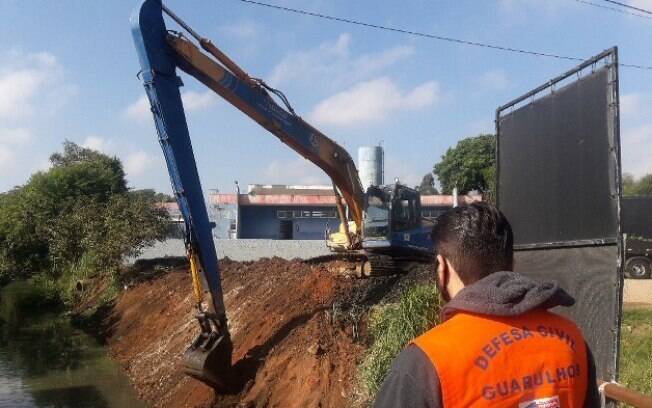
[373,271,599,408]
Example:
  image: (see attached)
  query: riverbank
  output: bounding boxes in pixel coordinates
[78,257,431,407]
[74,260,652,408]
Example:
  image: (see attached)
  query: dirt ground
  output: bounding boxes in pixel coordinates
[103,258,429,408]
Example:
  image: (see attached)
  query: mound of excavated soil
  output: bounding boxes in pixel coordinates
[105,258,431,408]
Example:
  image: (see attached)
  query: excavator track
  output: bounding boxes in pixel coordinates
[362,254,397,276]
[306,252,429,277]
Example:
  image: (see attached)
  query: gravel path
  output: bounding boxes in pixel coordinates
[134,238,331,262]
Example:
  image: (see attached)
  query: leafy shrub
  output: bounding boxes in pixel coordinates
[0,142,169,306]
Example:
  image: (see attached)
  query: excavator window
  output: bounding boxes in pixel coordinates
[392,200,410,232]
[392,192,419,232]
[364,192,390,238]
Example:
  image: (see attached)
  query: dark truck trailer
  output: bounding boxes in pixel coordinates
[623,196,652,279]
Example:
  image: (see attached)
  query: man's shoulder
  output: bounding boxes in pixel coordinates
[373,345,442,408]
[392,344,435,372]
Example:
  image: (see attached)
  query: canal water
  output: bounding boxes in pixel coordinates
[0,281,146,408]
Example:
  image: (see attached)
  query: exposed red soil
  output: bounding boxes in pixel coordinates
[104,258,419,408]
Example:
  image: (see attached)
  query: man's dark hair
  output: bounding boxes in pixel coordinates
[431,202,514,284]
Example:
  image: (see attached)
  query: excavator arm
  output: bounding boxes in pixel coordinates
[130,0,365,390]
[166,32,365,232]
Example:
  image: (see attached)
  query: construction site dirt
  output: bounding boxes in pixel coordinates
[99,257,433,408]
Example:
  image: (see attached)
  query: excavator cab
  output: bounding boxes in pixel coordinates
[363,184,422,242]
[360,183,433,274]
[363,186,392,240]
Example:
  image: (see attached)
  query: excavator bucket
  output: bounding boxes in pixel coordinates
[183,326,233,392]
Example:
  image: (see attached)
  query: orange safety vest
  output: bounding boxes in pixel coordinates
[413,309,588,407]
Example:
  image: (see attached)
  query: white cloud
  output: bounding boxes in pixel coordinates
[0,50,72,120]
[268,33,414,88]
[124,95,151,122]
[0,50,75,188]
[477,70,510,91]
[82,135,109,152]
[309,77,439,127]
[182,90,215,111]
[0,70,43,118]
[78,134,157,179]
[124,91,215,123]
[124,150,155,176]
[260,158,328,185]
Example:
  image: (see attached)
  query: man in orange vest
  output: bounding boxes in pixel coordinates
[374,203,599,407]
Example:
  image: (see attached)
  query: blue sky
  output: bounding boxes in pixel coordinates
[1,0,650,194]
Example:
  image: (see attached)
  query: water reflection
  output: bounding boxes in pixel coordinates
[0,281,145,408]
[31,386,109,408]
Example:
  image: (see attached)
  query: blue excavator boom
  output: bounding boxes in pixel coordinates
[130,0,232,390]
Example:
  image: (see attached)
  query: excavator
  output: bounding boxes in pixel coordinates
[130,0,433,391]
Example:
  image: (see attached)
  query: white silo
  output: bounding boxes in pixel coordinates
[358,146,384,189]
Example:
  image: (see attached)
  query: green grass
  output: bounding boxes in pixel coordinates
[357,283,442,403]
[619,307,652,397]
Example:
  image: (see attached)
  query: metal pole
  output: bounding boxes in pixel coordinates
[601,382,652,408]
[234,180,240,239]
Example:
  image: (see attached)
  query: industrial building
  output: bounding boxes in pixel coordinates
[163,145,482,240]
[208,185,481,240]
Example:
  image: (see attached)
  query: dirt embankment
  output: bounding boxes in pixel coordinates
[101,258,429,408]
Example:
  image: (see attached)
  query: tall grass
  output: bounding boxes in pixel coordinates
[619,308,652,397]
[358,283,442,402]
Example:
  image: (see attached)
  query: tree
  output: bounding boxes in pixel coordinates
[623,173,652,196]
[0,142,169,289]
[623,173,637,196]
[417,173,439,195]
[632,174,652,196]
[433,134,496,195]
[131,188,175,203]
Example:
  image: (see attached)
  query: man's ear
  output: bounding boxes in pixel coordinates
[436,254,446,280]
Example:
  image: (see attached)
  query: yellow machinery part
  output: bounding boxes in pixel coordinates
[327,221,359,251]
[188,249,204,305]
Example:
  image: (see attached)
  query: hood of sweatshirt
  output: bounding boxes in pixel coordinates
[441,271,575,322]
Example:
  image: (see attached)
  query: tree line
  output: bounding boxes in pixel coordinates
[0,142,170,303]
[419,134,650,201]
